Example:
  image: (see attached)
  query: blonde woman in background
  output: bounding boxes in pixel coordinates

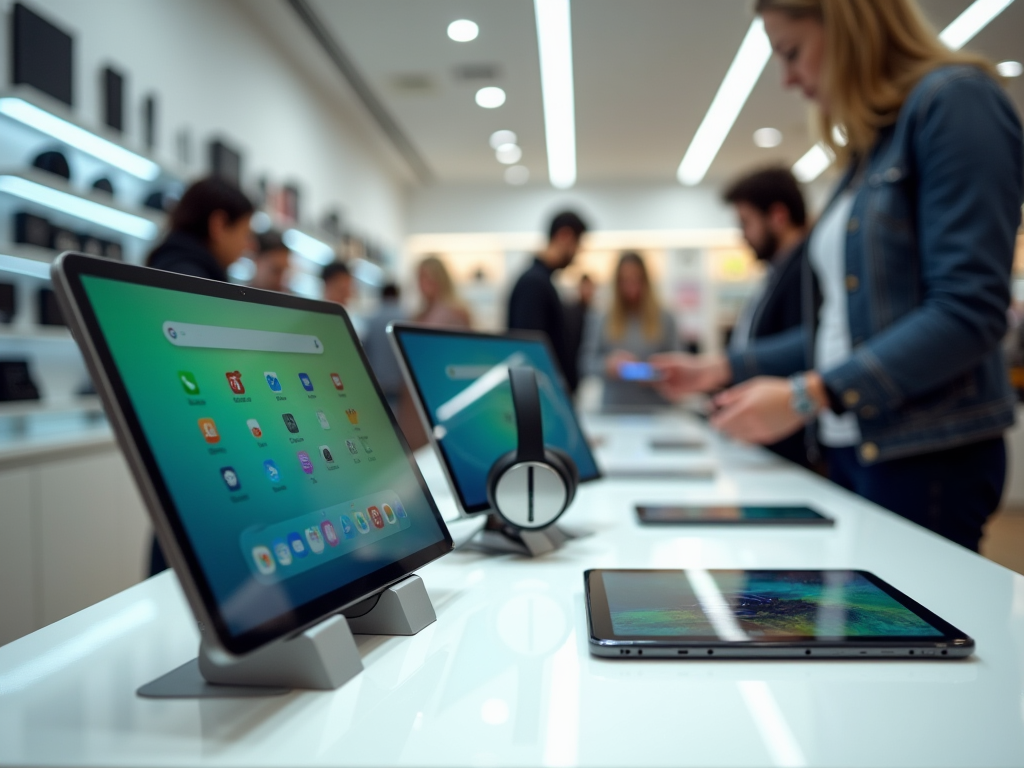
[582,252,680,409]
[415,255,472,328]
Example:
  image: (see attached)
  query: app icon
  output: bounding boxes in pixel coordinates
[198,418,220,444]
[354,511,370,534]
[220,467,241,491]
[340,515,356,539]
[346,439,359,454]
[382,504,397,525]
[179,371,200,396]
[272,539,293,566]
[321,520,339,547]
[316,410,330,430]
[247,418,263,439]
[298,451,314,474]
[367,506,384,529]
[299,373,314,392]
[288,531,308,558]
[360,436,373,454]
[331,373,344,391]
[263,459,281,483]
[264,371,283,392]
[345,409,359,425]
[304,526,325,554]
[252,546,275,575]
[225,371,245,394]
[394,501,408,519]
[282,413,299,433]
[319,445,335,463]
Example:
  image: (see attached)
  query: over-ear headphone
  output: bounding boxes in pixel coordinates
[486,367,578,530]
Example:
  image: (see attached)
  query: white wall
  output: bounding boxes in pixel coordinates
[0,0,410,248]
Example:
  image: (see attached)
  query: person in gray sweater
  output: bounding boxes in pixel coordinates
[581,252,679,409]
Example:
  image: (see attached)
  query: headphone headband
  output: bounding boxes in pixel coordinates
[509,367,545,463]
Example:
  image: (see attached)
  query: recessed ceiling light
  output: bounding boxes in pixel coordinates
[447,19,479,42]
[495,143,522,164]
[753,127,782,148]
[475,87,506,109]
[490,130,517,149]
[998,60,1023,77]
[505,165,530,185]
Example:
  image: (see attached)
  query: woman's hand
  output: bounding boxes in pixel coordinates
[605,350,637,380]
[649,353,731,401]
[710,374,824,444]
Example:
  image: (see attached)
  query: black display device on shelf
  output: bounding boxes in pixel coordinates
[142,93,157,151]
[12,2,74,106]
[14,212,51,248]
[635,504,834,526]
[0,360,41,401]
[585,569,975,659]
[37,287,65,326]
[102,66,125,132]
[210,139,242,186]
[32,149,71,180]
[0,283,16,324]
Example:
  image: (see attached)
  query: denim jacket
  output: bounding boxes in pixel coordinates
[729,66,1024,464]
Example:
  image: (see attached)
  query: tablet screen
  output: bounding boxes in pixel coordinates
[390,326,601,513]
[589,570,952,640]
[635,505,832,525]
[77,273,450,646]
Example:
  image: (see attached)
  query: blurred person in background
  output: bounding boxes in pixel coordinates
[723,167,812,467]
[415,256,471,328]
[362,283,407,412]
[147,177,254,282]
[145,177,255,575]
[508,210,589,392]
[249,230,291,293]
[565,273,596,381]
[653,0,1023,551]
[582,252,680,409]
[322,260,354,308]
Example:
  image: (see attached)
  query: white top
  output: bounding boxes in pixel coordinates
[1,411,1022,767]
[809,191,861,447]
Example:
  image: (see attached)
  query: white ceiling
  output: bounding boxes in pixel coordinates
[304,0,1024,187]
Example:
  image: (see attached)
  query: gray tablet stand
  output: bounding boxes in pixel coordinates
[470,514,584,557]
[137,574,435,699]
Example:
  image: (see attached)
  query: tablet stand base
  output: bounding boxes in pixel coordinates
[137,575,435,699]
[470,515,585,557]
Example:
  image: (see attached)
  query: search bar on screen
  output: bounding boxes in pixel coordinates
[162,321,324,354]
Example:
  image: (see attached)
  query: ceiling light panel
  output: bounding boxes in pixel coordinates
[534,0,576,189]
[490,130,518,149]
[753,127,782,148]
[496,143,523,164]
[475,86,506,108]
[447,19,479,42]
[997,60,1023,77]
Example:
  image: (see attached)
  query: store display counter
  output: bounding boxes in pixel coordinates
[1,411,1022,767]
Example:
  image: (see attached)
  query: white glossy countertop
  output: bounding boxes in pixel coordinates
[2,411,1023,767]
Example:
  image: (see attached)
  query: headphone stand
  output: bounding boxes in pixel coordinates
[469,514,582,557]
[136,575,436,698]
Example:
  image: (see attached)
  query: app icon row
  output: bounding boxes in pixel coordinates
[178,370,346,397]
[218,437,373,491]
[198,409,361,445]
[251,503,407,575]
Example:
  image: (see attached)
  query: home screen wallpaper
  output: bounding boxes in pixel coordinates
[603,570,943,639]
[398,332,600,510]
[82,276,447,637]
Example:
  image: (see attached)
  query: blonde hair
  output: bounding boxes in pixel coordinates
[416,255,468,315]
[755,0,999,162]
[607,252,662,343]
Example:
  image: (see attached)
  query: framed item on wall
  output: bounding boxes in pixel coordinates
[12,2,74,106]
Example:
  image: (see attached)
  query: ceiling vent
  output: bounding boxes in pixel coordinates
[389,73,436,94]
[453,63,502,82]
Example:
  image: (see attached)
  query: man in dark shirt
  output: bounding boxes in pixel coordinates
[507,211,589,391]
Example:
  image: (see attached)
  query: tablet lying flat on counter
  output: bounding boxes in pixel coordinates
[636,505,834,526]
[585,569,974,659]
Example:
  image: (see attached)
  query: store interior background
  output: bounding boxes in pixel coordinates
[0,0,1022,645]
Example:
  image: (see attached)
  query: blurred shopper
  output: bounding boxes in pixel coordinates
[147,177,254,281]
[145,177,255,575]
[582,253,679,409]
[565,274,596,379]
[250,230,291,293]
[362,283,407,411]
[653,0,1023,551]
[724,167,811,467]
[508,211,589,392]
[415,256,471,328]
[322,260,354,307]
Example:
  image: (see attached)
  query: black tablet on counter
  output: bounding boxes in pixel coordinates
[51,253,453,656]
[585,569,974,659]
[635,504,834,526]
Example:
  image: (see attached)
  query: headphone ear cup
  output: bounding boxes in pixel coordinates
[486,450,519,515]
[546,448,578,505]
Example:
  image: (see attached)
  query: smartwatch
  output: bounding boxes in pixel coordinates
[789,373,819,420]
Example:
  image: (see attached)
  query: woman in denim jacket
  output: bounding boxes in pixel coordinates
[654,0,1024,551]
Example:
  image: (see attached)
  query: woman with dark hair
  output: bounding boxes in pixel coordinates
[146,177,254,575]
[147,177,255,280]
[582,252,679,409]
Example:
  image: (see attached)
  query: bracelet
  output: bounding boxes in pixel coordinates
[789,373,818,420]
